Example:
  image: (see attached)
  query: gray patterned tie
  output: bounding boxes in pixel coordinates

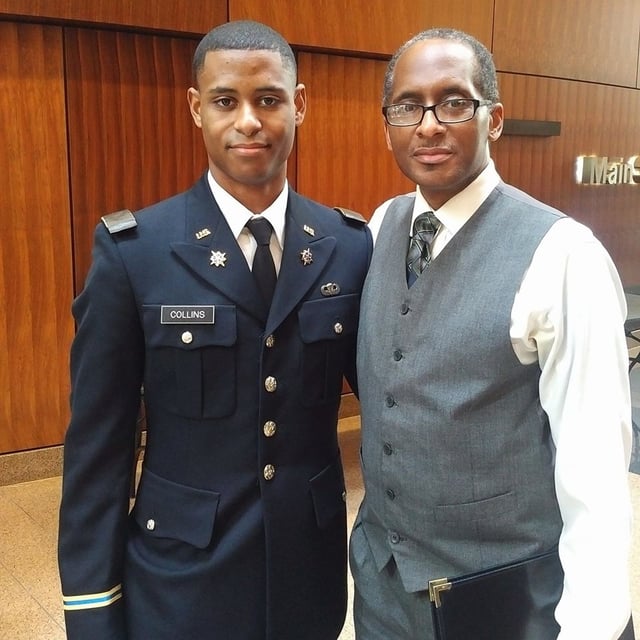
[406,211,441,286]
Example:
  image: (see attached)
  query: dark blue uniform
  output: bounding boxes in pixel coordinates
[58,175,372,639]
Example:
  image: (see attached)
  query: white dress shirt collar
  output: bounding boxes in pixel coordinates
[207,171,287,251]
[411,159,500,235]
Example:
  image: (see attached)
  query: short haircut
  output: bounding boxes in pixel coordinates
[382,28,499,106]
[192,20,297,85]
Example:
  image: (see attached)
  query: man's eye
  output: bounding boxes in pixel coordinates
[259,96,279,107]
[446,99,470,109]
[213,97,234,108]
[391,104,419,115]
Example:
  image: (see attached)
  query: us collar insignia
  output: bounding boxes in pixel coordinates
[195,228,211,240]
[300,248,313,266]
[303,224,315,237]
[210,250,227,267]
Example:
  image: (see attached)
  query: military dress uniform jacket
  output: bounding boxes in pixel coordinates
[58,175,372,640]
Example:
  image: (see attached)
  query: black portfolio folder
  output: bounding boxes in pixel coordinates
[428,548,563,640]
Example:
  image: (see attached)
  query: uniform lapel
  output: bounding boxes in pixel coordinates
[266,193,336,335]
[169,177,267,322]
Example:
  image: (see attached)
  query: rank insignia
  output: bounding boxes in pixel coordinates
[303,224,315,237]
[195,228,211,239]
[300,248,313,266]
[210,250,227,267]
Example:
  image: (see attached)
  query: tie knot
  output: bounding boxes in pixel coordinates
[247,217,273,246]
[413,211,440,235]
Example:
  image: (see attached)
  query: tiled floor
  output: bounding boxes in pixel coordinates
[0,417,638,639]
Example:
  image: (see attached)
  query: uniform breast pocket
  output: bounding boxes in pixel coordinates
[142,304,237,419]
[297,294,359,407]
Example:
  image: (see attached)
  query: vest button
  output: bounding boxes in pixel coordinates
[400,303,410,315]
[385,395,395,408]
[264,376,277,392]
[383,442,393,455]
[263,421,277,437]
[393,349,403,361]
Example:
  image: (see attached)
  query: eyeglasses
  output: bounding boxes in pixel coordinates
[382,98,493,127]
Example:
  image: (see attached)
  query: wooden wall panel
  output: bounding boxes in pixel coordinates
[493,0,640,87]
[230,0,494,55]
[296,53,412,218]
[0,22,74,453]
[0,0,226,35]
[65,28,207,290]
[492,72,640,285]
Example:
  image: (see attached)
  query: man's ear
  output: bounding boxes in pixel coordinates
[294,83,307,126]
[488,102,504,142]
[383,120,393,151]
[187,87,202,128]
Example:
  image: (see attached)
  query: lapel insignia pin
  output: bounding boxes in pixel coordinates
[209,250,227,267]
[303,224,315,237]
[300,248,313,266]
[195,228,211,239]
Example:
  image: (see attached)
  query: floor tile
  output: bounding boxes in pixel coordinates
[0,563,65,639]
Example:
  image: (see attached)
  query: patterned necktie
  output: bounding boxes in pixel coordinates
[246,217,277,305]
[406,211,441,286]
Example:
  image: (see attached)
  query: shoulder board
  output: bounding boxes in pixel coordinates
[101,209,137,234]
[333,206,367,225]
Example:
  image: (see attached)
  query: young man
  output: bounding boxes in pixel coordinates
[351,28,634,639]
[58,20,371,640]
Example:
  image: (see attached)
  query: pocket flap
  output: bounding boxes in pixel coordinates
[133,469,220,549]
[298,294,360,343]
[142,304,236,350]
[309,459,346,529]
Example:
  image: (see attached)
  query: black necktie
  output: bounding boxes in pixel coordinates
[246,217,277,305]
[406,211,441,286]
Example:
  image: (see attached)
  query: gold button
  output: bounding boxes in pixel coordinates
[333,322,343,334]
[265,334,275,348]
[146,518,156,531]
[263,421,277,437]
[263,464,276,480]
[181,331,193,344]
[264,376,277,392]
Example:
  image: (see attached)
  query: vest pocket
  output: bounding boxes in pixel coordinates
[142,304,237,418]
[297,294,359,406]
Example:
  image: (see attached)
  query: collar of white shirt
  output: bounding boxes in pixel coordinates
[412,159,501,247]
[207,171,287,251]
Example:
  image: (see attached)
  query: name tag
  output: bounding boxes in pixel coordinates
[160,305,215,324]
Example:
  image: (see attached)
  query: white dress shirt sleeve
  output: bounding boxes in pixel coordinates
[511,217,634,639]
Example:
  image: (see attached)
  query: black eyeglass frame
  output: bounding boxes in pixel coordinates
[382,98,494,127]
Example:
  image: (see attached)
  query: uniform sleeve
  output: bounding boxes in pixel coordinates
[511,218,634,639]
[58,223,145,639]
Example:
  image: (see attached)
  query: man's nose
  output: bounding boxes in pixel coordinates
[235,104,262,134]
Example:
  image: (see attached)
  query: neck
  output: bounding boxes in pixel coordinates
[210,169,286,214]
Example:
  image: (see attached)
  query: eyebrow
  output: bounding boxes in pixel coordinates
[206,84,288,95]
[393,85,470,103]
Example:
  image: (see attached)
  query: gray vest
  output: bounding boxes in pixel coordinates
[357,183,564,592]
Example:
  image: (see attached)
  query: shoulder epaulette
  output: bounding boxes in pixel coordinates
[333,206,367,225]
[101,209,137,234]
